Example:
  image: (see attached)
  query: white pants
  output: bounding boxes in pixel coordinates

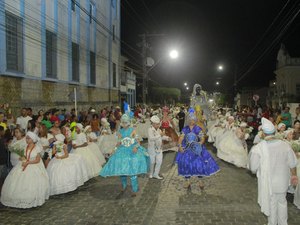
[149,150,163,177]
[268,193,287,225]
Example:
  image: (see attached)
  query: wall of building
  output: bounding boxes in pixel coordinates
[0,0,120,113]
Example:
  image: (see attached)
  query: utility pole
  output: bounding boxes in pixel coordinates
[138,33,165,104]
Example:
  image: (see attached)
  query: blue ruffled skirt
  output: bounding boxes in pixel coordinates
[175,144,220,177]
[100,145,149,177]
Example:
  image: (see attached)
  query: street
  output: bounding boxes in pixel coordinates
[0,145,299,225]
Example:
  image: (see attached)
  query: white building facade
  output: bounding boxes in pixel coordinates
[0,0,120,112]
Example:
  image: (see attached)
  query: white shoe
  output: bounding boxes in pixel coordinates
[153,175,163,180]
[149,174,153,179]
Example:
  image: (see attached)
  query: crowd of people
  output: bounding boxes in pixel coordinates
[0,101,300,225]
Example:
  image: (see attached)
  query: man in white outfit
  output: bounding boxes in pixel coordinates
[148,115,170,180]
[249,117,298,225]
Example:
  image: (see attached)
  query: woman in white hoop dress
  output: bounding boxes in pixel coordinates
[1,132,49,208]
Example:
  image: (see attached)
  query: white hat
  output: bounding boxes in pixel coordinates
[76,123,83,131]
[262,117,275,134]
[90,109,96,113]
[26,131,39,143]
[54,134,65,144]
[277,123,286,130]
[228,116,234,120]
[150,115,160,124]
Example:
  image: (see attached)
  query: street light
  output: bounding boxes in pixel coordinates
[169,49,179,59]
[186,86,189,90]
[216,81,220,85]
[184,82,187,86]
[217,64,224,71]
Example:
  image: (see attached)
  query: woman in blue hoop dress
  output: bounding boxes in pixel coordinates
[175,113,220,189]
[100,114,149,197]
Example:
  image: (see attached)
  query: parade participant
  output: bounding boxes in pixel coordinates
[71,123,102,179]
[1,131,49,208]
[47,134,88,195]
[281,106,292,129]
[49,118,61,136]
[161,106,178,151]
[148,115,170,179]
[16,108,32,132]
[84,125,106,166]
[100,114,149,197]
[249,118,298,225]
[293,120,300,140]
[175,113,220,189]
[217,122,249,168]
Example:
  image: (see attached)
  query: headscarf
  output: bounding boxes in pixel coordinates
[150,115,160,124]
[26,131,39,143]
[121,114,130,126]
[54,133,65,144]
[261,117,275,134]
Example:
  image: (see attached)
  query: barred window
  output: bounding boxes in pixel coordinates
[112,63,117,87]
[90,51,95,84]
[72,42,79,82]
[6,12,23,72]
[46,30,57,78]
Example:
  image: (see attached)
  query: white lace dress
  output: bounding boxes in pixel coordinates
[1,145,50,208]
[71,133,102,178]
[217,128,248,168]
[47,143,89,195]
[87,132,106,166]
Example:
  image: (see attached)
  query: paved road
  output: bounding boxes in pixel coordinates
[1,145,299,225]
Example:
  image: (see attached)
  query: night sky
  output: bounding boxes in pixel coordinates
[121,0,300,93]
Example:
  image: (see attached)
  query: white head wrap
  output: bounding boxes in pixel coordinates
[150,115,160,124]
[239,122,247,127]
[277,123,286,130]
[284,128,294,138]
[26,131,39,143]
[261,117,275,134]
[76,123,83,131]
[121,114,130,126]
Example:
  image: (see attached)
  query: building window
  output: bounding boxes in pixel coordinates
[6,12,23,72]
[46,30,57,78]
[112,63,117,87]
[112,25,115,41]
[72,42,79,82]
[90,51,95,84]
[71,0,75,11]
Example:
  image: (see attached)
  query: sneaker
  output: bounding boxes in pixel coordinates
[149,174,153,179]
[153,175,163,180]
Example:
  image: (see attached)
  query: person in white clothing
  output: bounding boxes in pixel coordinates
[249,117,298,225]
[16,108,32,132]
[147,116,170,179]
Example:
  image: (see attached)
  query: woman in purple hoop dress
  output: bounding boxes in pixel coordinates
[175,113,220,189]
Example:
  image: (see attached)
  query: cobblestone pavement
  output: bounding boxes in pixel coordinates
[1,145,300,225]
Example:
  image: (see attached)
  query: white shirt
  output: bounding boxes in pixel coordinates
[16,116,32,132]
[147,126,169,152]
[250,139,297,193]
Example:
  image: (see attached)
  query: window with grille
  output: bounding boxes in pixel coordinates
[72,42,79,82]
[46,30,57,78]
[6,12,23,72]
[113,63,117,87]
[90,51,95,84]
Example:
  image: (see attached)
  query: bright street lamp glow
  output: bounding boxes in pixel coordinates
[184,82,187,86]
[169,50,179,59]
[218,65,223,71]
[209,99,214,102]
[186,86,189,90]
[216,81,220,85]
